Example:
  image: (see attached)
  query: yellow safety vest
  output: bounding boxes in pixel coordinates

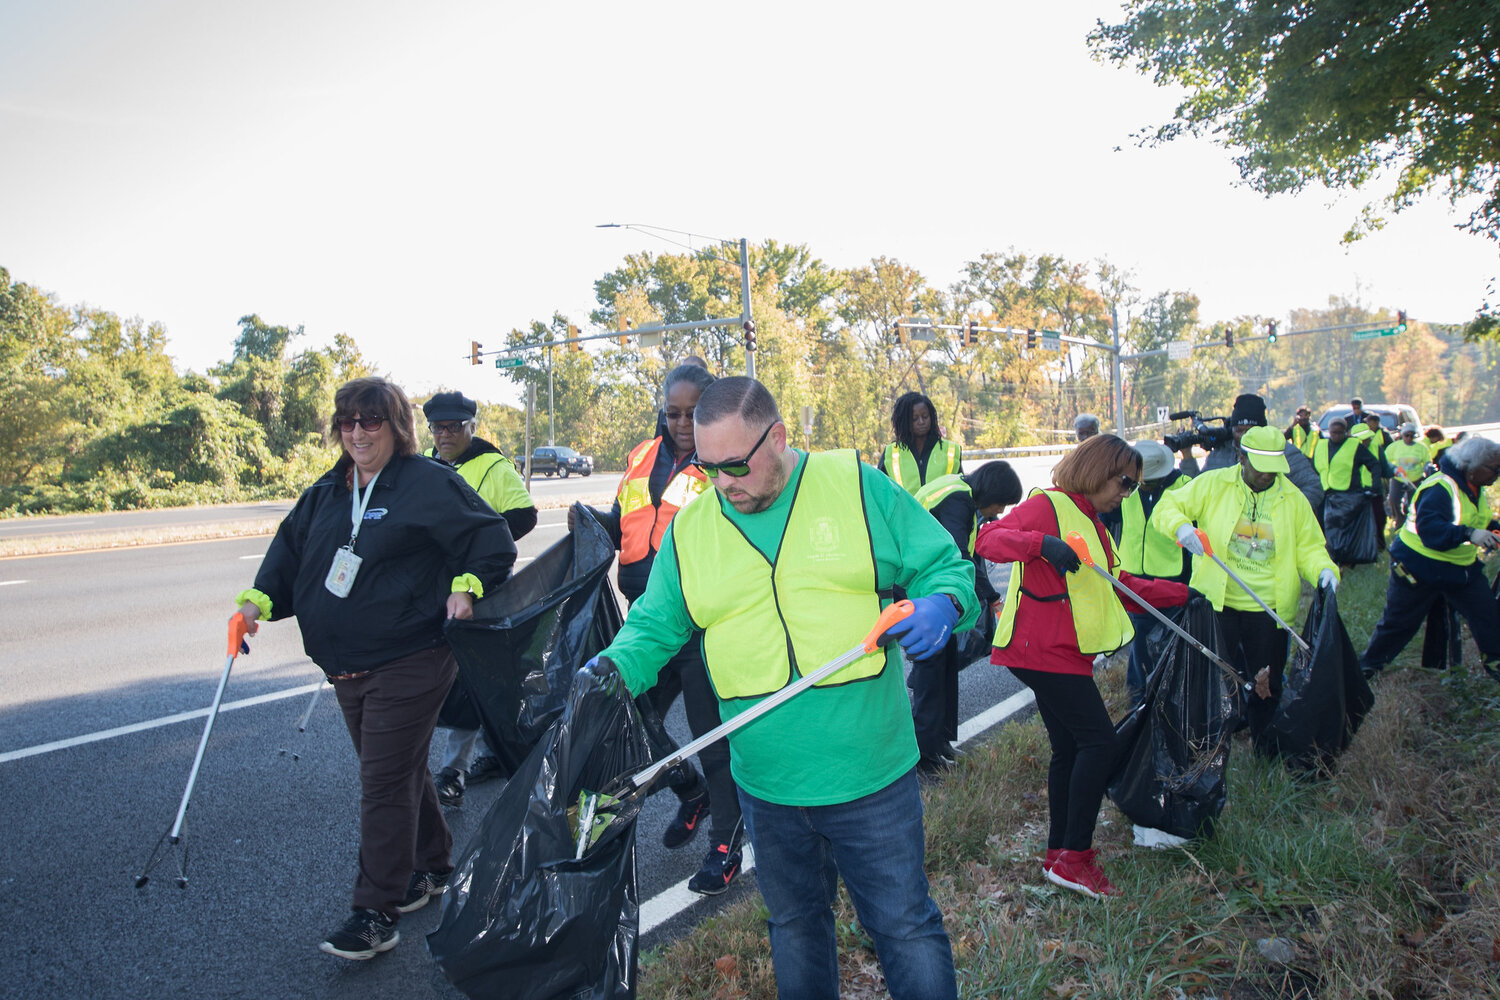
[1118,475,1193,578]
[616,437,710,565]
[675,450,884,700]
[1289,423,1319,459]
[993,489,1134,655]
[914,473,976,554]
[883,439,960,495]
[1398,474,1491,566]
[1312,438,1370,491]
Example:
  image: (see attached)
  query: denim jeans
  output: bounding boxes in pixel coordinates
[738,770,957,1000]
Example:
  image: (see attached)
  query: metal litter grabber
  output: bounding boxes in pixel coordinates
[575,600,916,857]
[1187,528,1311,654]
[276,678,326,761]
[1063,532,1250,694]
[134,612,254,888]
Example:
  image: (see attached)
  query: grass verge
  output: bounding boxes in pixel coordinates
[640,555,1500,999]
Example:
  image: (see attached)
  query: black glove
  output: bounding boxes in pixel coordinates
[1039,535,1081,574]
[577,655,622,697]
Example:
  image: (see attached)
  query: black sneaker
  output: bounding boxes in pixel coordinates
[318,908,399,960]
[434,767,464,807]
[687,837,743,896]
[662,790,710,849]
[396,868,451,914]
[466,754,507,785]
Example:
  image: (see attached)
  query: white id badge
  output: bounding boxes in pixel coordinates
[324,546,363,597]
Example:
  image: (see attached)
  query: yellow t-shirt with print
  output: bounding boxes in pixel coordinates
[1224,508,1277,611]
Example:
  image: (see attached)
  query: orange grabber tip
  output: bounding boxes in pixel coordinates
[1194,528,1215,557]
[1064,531,1097,567]
[864,600,915,653]
[228,612,251,657]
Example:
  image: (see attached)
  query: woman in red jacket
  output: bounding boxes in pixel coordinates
[975,435,1188,899]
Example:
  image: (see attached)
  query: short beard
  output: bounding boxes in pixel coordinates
[724,452,790,514]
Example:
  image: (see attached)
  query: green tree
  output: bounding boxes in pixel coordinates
[1091,1,1500,335]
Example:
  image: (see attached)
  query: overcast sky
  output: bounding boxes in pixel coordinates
[3,0,1491,406]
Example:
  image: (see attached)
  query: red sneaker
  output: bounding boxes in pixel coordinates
[1042,848,1062,873]
[1045,848,1119,899]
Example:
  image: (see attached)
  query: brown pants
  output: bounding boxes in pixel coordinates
[333,646,457,917]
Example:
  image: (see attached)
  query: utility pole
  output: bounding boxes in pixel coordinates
[1111,303,1125,434]
[547,344,555,445]
[739,237,755,380]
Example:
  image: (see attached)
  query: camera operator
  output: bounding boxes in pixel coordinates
[1168,395,1323,514]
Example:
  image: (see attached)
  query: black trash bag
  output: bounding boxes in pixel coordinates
[1107,597,1237,840]
[1323,491,1379,565]
[428,678,653,1000]
[444,506,625,775]
[959,597,997,664]
[1255,588,1374,770]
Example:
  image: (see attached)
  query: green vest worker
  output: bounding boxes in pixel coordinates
[1284,407,1320,459]
[578,377,975,999]
[976,435,1190,900]
[1155,425,1338,741]
[910,461,1023,771]
[878,390,961,495]
[1361,436,1500,679]
[421,391,536,805]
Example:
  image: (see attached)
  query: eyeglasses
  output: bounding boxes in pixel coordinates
[428,421,469,436]
[693,422,776,479]
[1117,474,1140,495]
[336,415,386,433]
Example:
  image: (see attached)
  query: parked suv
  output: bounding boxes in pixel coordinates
[1316,402,1423,434]
[530,446,593,478]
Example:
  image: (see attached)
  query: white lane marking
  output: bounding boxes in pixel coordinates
[0,579,28,586]
[514,557,534,566]
[639,683,1037,937]
[0,682,322,764]
[238,554,263,560]
[531,522,568,532]
[0,520,95,531]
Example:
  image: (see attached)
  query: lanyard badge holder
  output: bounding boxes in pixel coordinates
[326,471,379,598]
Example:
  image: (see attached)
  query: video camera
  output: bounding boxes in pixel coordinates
[1162,410,1234,453]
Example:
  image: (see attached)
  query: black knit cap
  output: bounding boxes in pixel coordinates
[1229,393,1267,427]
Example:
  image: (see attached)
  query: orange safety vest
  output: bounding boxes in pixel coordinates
[617,437,710,565]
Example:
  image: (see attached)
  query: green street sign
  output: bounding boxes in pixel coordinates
[494,356,524,369]
[1351,327,1400,341]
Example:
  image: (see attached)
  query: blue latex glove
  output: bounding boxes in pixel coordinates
[884,595,961,661]
[576,655,622,697]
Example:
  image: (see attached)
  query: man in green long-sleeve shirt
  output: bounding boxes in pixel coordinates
[583,376,975,1000]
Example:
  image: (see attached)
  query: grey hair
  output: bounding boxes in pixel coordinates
[663,363,715,399]
[1074,413,1100,432]
[694,376,783,430]
[1447,434,1500,474]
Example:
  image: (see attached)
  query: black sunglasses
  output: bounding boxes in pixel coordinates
[428,421,469,436]
[1117,474,1140,495]
[693,422,777,479]
[335,415,386,433]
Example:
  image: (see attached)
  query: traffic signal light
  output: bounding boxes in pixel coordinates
[1266,322,1278,344]
[470,340,481,365]
[1397,309,1407,332]
[617,317,632,347]
[744,320,757,352]
[890,323,907,345]
[966,319,979,347]
[567,324,582,353]
[1026,329,1037,349]
[1224,326,1234,348]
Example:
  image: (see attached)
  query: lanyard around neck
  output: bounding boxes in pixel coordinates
[349,470,381,547]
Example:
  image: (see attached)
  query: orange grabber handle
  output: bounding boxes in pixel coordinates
[863,599,915,653]
[227,611,252,658]
[1194,528,1215,557]
[1064,531,1096,568]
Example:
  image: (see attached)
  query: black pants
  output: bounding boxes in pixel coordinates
[1007,667,1119,852]
[909,635,960,759]
[1217,608,1288,738]
[1361,562,1500,673]
[644,640,743,845]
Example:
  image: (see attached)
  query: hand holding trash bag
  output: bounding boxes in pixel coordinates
[578,656,623,698]
[1039,535,1081,573]
[1318,569,1339,591]
[1176,523,1205,555]
[1469,528,1500,553]
[884,595,959,660]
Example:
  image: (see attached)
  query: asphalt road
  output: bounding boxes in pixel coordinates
[0,470,1044,1000]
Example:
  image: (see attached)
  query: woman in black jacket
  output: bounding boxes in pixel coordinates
[235,377,515,960]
